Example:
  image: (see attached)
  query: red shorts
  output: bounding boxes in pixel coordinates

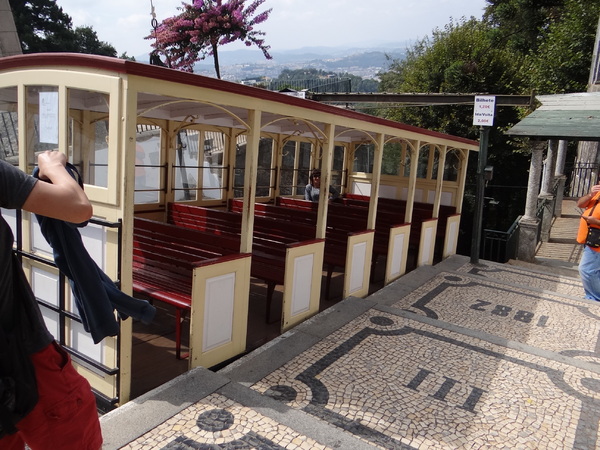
[0,341,103,450]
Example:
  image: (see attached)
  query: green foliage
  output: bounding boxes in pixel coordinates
[378,17,532,192]
[484,0,565,53]
[525,0,600,93]
[9,0,116,56]
[71,26,118,57]
[376,2,600,198]
[379,18,525,133]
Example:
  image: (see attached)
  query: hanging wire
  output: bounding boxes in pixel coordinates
[149,0,168,67]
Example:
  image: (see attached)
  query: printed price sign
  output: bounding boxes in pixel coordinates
[473,95,496,126]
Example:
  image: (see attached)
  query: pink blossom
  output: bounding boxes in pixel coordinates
[146,0,272,77]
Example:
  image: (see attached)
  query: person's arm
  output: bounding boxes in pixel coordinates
[22,151,93,223]
[578,185,600,208]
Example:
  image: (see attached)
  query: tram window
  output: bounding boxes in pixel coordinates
[403,148,411,177]
[354,143,374,174]
[174,130,199,202]
[234,136,274,198]
[417,145,429,179]
[67,89,111,188]
[0,87,18,163]
[279,139,311,197]
[135,127,162,204]
[279,140,296,195]
[331,145,345,192]
[431,147,440,180]
[444,150,460,182]
[256,138,274,197]
[296,141,311,196]
[382,142,402,176]
[170,129,226,202]
[201,131,226,200]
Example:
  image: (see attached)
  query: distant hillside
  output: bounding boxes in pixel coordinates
[188,44,408,81]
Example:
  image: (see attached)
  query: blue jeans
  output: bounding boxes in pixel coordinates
[579,245,600,301]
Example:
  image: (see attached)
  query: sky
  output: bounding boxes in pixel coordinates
[54,0,489,58]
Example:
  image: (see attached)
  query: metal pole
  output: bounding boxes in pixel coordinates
[470,126,490,264]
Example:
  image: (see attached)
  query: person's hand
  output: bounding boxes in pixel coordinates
[592,185,600,194]
[583,215,598,227]
[37,150,67,181]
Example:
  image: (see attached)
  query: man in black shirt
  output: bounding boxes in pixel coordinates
[0,151,101,450]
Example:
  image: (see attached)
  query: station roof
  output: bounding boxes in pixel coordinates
[506,92,600,141]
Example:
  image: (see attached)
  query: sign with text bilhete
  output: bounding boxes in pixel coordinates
[473,95,496,126]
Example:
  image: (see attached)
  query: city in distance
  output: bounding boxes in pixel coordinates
[139,42,409,82]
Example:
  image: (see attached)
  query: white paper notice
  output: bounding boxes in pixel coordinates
[473,95,496,126]
[39,91,59,144]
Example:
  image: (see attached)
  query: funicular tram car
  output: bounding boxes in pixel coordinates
[0,53,479,408]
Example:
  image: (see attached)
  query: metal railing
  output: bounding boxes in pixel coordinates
[482,217,521,263]
[565,162,599,198]
[481,191,552,263]
[14,215,123,411]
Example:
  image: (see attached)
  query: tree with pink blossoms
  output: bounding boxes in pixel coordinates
[148,0,272,79]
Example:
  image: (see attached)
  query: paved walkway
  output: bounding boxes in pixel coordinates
[100,251,600,449]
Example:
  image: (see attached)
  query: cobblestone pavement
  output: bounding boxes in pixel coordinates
[101,255,600,449]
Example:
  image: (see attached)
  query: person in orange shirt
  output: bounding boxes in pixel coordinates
[577,184,600,301]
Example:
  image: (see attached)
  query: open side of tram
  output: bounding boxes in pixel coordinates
[0,53,479,409]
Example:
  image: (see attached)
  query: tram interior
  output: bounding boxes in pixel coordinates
[128,124,392,397]
[0,79,470,402]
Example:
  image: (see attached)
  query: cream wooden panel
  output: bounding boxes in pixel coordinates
[344,231,374,298]
[379,185,397,199]
[282,240,325,332]
[189,255,251,369]
[351,181,372,196]
[417,219,438,267]
[385,224,411,284]
[203,273,236,351]
[441,191,454,206]
[444,214,461,258]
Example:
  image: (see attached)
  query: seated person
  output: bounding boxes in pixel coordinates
[304,169,339,202]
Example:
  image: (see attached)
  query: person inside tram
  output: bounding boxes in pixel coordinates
[0,151,102,450]
[304,168,339,202]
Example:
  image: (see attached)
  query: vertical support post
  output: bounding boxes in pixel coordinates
[367,133,385,230]
[540,140,557,196]
[455,149,469,214]
[518,142,544,262]
[405,141,420,224]
[540,140,557,241]
[240,110,261,254]
[432,145,448,219]
[555,140,568,177]
[470,127,490,264]
[315,124,335,239]
[553,140,569,217]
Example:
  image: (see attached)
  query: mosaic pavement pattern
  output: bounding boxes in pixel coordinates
[120,393,331,449]
[456,261,585,299]
[105,257,600,449]
[251,310,600,449]
[392,271,600,361]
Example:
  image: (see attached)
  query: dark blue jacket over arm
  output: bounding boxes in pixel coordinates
[33,165,155,344]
